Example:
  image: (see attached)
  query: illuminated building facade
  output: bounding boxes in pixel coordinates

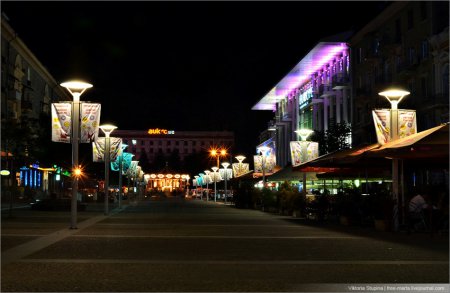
[1,16,70,192]
[113,129,235,166]
[253,36,352,167]
[350,1,449,146]
[253,2,449,167]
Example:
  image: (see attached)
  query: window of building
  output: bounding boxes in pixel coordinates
[150,148,153,153]
[184,141,188,146]
[443,65,449,97]
[167,141,171,146]
[421,40,429,59]
[420,2,427,20]
[159,140,162,145]
[408,47,416,65]
[357,48,362,64]
[176,141,179,146]
[421,77,428,98]
[150,141,154,146]
[407,9,414,30]
[395,18,401,43]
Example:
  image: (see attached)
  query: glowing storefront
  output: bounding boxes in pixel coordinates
[147,173,190,192]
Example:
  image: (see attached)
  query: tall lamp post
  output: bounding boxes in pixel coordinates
[211,166,219,202]
[295,129,314,197]
[204,170,211,201]
[257,146,271,189]
[60,80,92,229]
[194,175,199,199]
[210,148,227,168]
[118,144,128,209]
[235,155,246,177]
[100,124,117,215]
[222,162,230,205]
[378,89,410,232]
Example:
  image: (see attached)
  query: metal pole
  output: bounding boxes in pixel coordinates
[262,155,266,188]
[391,106,399,231]
[224,169,227,205]
[104,135,110,215]
[302,142,307,197]
[118,152,123,209]
[214,172,217,202]
[71,95,80,229]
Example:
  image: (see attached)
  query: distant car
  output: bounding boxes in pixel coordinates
[30,198,87,211]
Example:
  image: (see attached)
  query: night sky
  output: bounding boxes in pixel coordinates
[2,1,390,156]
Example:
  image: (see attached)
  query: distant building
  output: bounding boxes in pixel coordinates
[113,128,235,164]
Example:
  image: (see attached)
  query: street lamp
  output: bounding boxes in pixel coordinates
[379,88,410,231]
[221,162,230,205]
[60,80,92,229]
[257,146,271,188]
[193,175,199,199]
[295,129,314,142]
[211,166,219,202]
[235,155,246,164]
[118,143,128,209]
[210,148,227,168]
[295,128,314,197]
[100,124,117,215]
[204,170,211,201]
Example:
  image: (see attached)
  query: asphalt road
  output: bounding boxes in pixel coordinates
[1,196,448,292]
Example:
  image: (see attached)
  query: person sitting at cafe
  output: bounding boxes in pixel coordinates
[408,193,429,231]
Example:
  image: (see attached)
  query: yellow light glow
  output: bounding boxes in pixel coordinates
[73,167,82,177]
[378,89,410,98]
[220,149,227,156]
[60,81,93,90]
[100,124,117,136]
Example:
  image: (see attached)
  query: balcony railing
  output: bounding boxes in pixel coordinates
[331,73,350,89]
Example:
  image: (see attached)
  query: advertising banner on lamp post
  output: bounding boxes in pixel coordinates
[80,103,101,143]
[51,103,72,143]
[372,109,417,145]
[92,137,122,162]
[253,155,275,174]
[232,163,250,177]
[290,141,319,167]
[372,109,391,145]
[398,109,417,138]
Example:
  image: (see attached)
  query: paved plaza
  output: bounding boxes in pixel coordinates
[1,196,449,292]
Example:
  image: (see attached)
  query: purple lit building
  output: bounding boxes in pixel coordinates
[252,34,352,167]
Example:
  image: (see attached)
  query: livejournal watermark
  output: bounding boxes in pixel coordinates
[345,284,449,292]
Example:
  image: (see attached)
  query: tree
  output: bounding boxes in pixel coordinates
[310,122,351,155]
[325,122,352,153]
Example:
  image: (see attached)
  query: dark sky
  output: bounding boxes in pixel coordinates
[2,1,390,156]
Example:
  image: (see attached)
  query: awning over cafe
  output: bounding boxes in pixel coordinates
[367,123,449,159]
[291,123,448,174]
[267,165,318,181]
[292,143,382,171]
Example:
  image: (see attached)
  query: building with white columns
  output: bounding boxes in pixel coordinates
[252,35,352,167]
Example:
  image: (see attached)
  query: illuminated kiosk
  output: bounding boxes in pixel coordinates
[146,164,189,193]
